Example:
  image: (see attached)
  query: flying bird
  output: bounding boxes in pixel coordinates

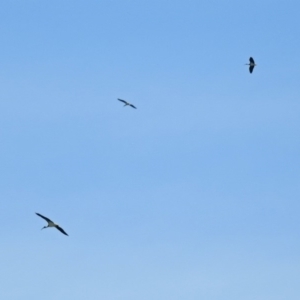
[35,213,68,236]
[245,57,256,73]
[118,98,137,109]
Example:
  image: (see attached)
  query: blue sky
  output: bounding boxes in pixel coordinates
[1,1,300,299]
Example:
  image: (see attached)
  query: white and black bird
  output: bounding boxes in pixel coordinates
[245,57,256,73]
[35,213,68,236]
[118,98,137,109]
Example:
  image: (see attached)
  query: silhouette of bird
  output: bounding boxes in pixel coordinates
[35,213,68,236]
[245,57,256,73]
[118,98,137,109]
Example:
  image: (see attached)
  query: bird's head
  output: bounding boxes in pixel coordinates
[41,226,47,230]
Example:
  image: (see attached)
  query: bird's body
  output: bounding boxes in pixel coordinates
[35,213,68,236]
[46,222,56,228]
[245,57,256,73]
[117,98,136,109]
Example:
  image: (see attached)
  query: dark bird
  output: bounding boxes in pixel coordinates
[35,213,68,236]
[245,57,256,73]
[118,98,137,109]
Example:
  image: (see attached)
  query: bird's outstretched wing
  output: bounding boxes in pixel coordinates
[249,65,254,73]
[36,213,53,223]
[118,98,127,104]
[249,57,255,64]
[130,104,137,109]
[56,226,69,236]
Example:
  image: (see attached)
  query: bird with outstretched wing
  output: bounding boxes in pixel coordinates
[118,98,137,109]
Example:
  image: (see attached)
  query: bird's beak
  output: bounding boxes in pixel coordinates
[41,226,46,230]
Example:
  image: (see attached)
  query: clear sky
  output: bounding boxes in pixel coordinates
[1,1,300,299]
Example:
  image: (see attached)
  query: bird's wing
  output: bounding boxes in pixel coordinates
[249,57,255,64]
[36,213,53,223]
[118,99,127,104]
[249,65,254,73]
[130,104,137,109]
[56,226,69,236]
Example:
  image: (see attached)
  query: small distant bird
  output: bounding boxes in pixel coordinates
[118,98,137,109]
[245,57,256,73]
[35,213,68,236]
